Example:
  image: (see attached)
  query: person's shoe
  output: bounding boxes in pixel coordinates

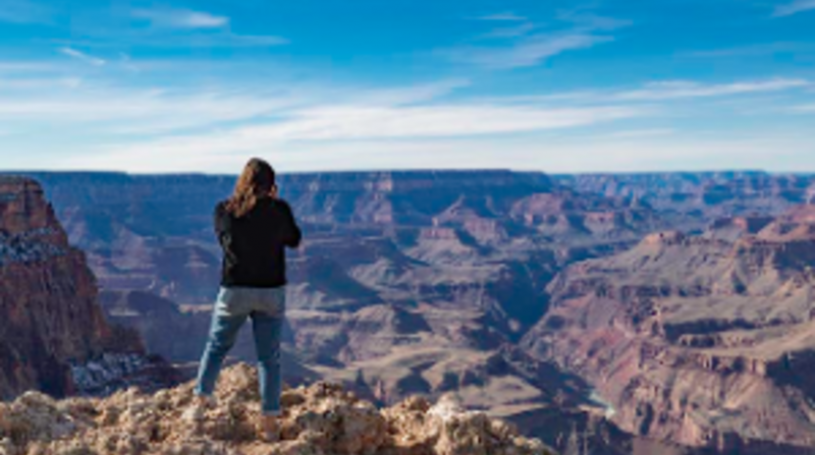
[258,414,280,442]
[183,395,215,423]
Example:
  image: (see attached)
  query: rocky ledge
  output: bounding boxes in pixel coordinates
[0,364,556,455]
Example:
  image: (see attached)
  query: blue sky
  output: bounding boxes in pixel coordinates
[0,0,813,173]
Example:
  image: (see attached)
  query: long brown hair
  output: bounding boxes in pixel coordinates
[226,158,276,217]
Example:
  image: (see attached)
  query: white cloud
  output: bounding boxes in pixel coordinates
[549,135,815,172]
[449,34,613,69]
[1,57,811,175]
[59,48,106,67]
[352,79,470,105]
[482,23,536,39]
[774,0,815,17]
[476,12,527,22]
[132,8,229,29]
[0,89,300,135]
[28,81,428,137]
[687,42,814,58]
[613,79,810,101]
[455,10,629,70]
[486,78,812,106]
[791,104,815,113]
[0,77,82,90]
[0,62,57,73]
[0,77,473,134]
[63,132,815,174]
[56,33,288,49]
[237,104,645,141]
[608,128,675,139]
[558,11,632,31]
[208,34,288,47]
[62,102,647,173]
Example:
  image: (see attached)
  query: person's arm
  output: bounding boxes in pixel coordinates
[277,200,302,248]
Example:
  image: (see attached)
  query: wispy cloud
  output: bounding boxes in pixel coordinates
[457,10,629,70]
[482,23,537,39]
[59,47,106,67]
[609,128,675,139]
[448,34,613,69]
[476,78,811,106]
[0,62,57,73]
[132,8,229,29]
[351,79,470,105]
[0,72,469,136]
[558,11,632,31]
[190,34,288,47]
[69,102,645,173]
[0,86,299,134]
[67,131,815,174]
[0,54,810,174]
[0,77,82,90]
[791,104,815,113]
[237,104,644,142]
[687,42,815,57]
[613,79,810,101]
[54,32,288,50]
[774,0,815,16]
[0,0,52,24]
[476,12,527,22]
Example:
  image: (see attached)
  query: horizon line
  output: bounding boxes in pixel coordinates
[0,168,789,178]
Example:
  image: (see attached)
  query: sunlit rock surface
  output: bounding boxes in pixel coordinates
[0,364,556,455]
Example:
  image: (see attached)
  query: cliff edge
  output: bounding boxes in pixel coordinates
[0,363,556,455]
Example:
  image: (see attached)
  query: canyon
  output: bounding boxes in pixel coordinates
[7,170,815,454]
[523,206,815,451]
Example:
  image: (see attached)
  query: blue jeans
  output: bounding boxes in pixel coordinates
[195,286,286,416]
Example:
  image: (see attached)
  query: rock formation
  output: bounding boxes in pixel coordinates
[17,171,660,453]
[522,206,815,452]
[0,176,177,400]
[0,363,556,455]
[0,177,117,398]
[556,172,815,230]
[18,170,815,453]
[21,171,660,306]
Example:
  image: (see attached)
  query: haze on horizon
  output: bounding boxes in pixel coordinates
[0,0,813,174]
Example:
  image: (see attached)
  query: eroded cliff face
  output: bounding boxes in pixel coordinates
[555,172,815,231]
[0,177,174,400]
[522,206,815,452]
[22,171,660,306]
[0,177,119,398]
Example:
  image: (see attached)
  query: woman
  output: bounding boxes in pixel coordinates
[191,158,302,437]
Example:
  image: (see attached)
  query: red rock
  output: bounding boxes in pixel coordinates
[0,177,152,399]
[523,206,815,450]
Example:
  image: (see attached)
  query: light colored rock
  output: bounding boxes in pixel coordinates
[0,364,555,455]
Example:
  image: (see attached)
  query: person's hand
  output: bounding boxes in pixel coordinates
[269,184,279,199]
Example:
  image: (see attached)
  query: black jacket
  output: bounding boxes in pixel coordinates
[215,197,302,288]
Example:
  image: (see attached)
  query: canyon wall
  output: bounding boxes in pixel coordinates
[13,170,815,454]
[0,176,176,400]
[522,206,815,452]
[18,170,662,454]
[0,177,119,398]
